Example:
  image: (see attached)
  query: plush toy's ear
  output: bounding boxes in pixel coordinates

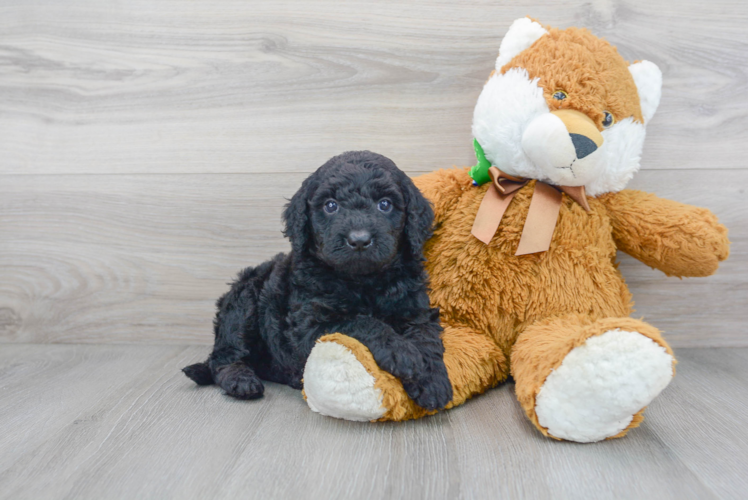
[495,17,548,71]
[629,60,662,123]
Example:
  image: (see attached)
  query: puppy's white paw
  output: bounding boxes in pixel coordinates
[303,341,386,421]
[534,329,674,443]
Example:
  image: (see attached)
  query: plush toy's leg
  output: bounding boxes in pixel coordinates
[303,324,507,421]
[511,315,676,443]
[439,322,508,408]
[303,333,429,421]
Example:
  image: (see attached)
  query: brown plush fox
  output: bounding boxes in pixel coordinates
[301,18,730,442]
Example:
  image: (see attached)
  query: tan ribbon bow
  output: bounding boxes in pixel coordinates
[471,166,591,255]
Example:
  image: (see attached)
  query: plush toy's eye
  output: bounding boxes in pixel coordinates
[377,199,393,213]
[602,111,614,128]
[552,90,568,101]
[323,199,339,214]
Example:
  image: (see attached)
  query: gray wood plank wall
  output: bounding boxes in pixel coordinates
[1,0,746,347]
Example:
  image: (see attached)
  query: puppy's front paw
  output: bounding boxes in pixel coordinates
[403,362,453,411]
[215,362,264,400]
[377,343,426,381]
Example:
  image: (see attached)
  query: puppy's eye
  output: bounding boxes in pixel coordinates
[377,199,393,213]
[323,200,339,214]
[553,90,568,101]
[602,111,614,128]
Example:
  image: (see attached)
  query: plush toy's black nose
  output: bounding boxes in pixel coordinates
[570,133,598,159]
[346,230,373,250]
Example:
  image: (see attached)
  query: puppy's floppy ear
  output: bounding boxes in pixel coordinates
[400,173,435,259]
[282,174,318,255]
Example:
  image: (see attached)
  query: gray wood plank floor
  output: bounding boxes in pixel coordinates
[1,344,746,500]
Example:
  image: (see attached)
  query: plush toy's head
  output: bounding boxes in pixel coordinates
[472,18,662,196]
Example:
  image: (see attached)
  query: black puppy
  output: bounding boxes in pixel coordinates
[183,151,452,411]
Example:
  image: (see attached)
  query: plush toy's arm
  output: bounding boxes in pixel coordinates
[599,189,730,277]
[412,168,472,225]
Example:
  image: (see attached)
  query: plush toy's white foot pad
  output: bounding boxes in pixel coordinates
[535,329,674,443]
[303,341,386,422]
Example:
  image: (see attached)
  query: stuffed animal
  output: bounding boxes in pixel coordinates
[301,18,730,442]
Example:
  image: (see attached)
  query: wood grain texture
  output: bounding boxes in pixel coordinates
[1,3,745,498]
[0,0,746,347]
[0,0,746,175]
[1,169,745,346]
[0,344,746,499]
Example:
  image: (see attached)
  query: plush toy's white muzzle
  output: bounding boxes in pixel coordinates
[521,109,604,187]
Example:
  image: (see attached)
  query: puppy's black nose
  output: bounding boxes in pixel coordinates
[346,230,373,250]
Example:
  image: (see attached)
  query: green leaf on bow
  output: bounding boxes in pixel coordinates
[469,139,492,186]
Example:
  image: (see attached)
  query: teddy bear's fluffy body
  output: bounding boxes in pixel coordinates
[412,169,728,431]
[301,19,730,442]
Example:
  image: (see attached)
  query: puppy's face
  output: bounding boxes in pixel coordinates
[283,151,434,277]
[310,166,405,275]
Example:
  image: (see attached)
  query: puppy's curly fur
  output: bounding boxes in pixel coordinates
[183,151,452,411]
